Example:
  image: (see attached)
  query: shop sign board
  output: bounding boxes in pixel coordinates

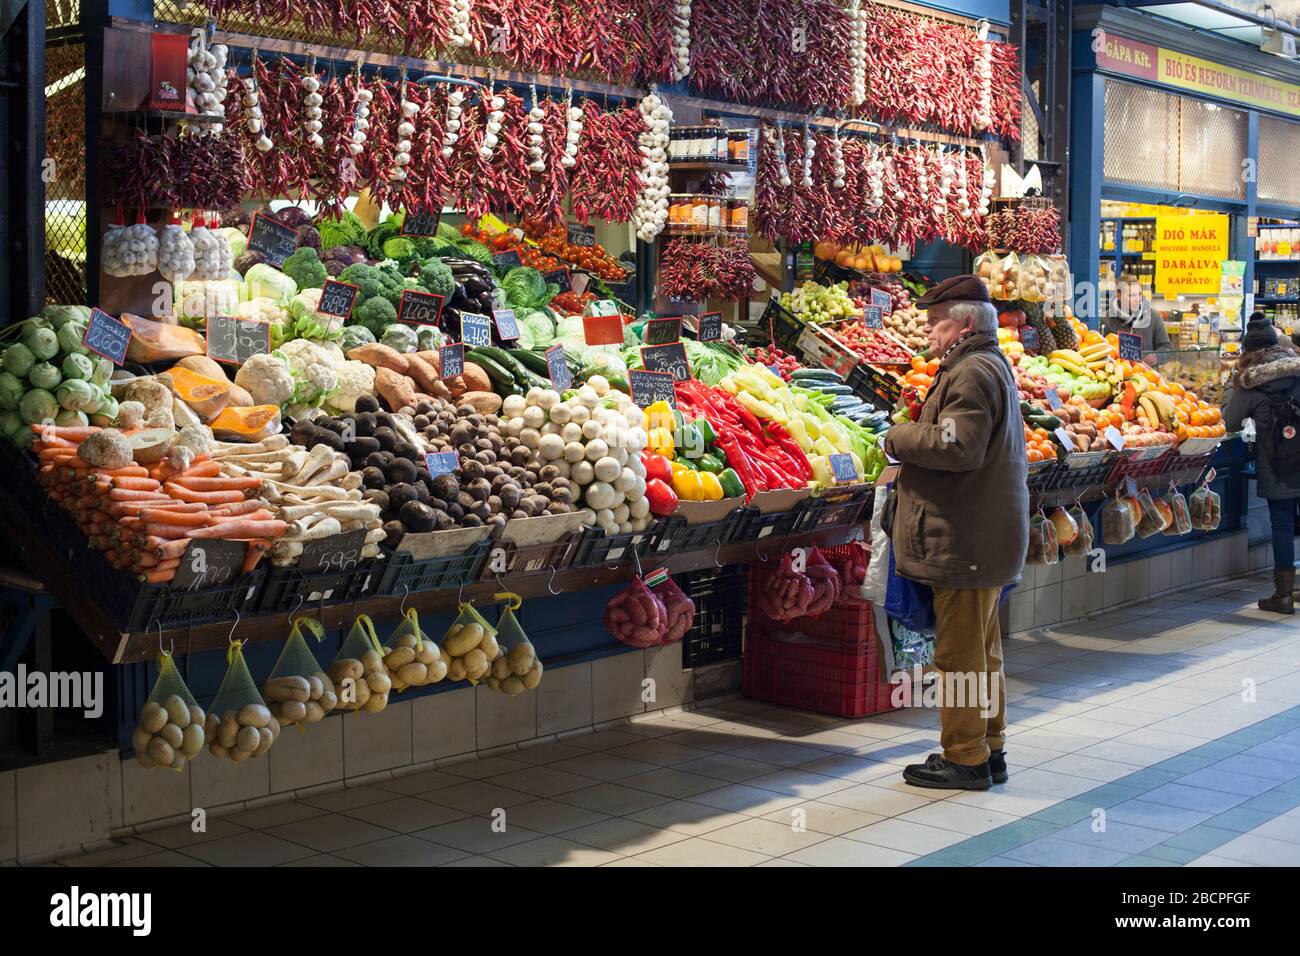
[1096,33,1300,118]
[1154,213,1229,296]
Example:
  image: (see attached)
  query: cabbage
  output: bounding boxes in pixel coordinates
[338,325,375,352]
[520,310,555,348]
[244,262,297,304]
[220,227,247,261]
[0,410,23,436]
[501,267,550,311]
[12,428,35,450]
[42,304,91,328]
[62,353,94,381]
[19,388,57,424]
[22,324,58,361]
[57,321,89,356]
[2,343,34,377]
[28,361,62,391]
[0,372,23,410]
[55,409,88,428]
[379,324,419,353]
[90,356,113,386]
[56,378,101,412]
[415,325,443,351]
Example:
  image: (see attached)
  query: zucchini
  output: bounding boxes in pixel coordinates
[471,347,548,389]
[813,384,855,396]
[466,352,517,390]
[508,348,551,376]
[790,369,843,383]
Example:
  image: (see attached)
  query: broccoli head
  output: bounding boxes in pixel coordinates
[354,296,398,337]
[381,236,419,268]
[338,263,390,302]
[317,210,366,252]
[419,257,455,298]
[283,247,327,290]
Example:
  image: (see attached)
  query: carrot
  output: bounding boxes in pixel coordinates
[140,568,177,584]
[208,499,265,517]
[143,523,195,539]
[94,466,150,479]
[154,458,220,481]
[140,508,211,526]
[185,519,287,539]
[170,475,263,492]
[163,483,248,504]
[211,508,273,524]
[33,436,79,449]
[241,539,272,573]
[109,476,162,492]
[150,538,193,560]
[107,501,207,517]
[109,489,172,502]
[28,424,99,439]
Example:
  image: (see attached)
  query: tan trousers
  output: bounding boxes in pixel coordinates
[930,586,1006,766]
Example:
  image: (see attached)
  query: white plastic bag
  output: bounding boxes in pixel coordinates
[862,481,891,605]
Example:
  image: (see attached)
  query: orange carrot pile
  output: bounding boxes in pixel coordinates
[31,425,286,584]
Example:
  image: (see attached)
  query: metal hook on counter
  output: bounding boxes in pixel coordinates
[154,619,173,658]
[456,580,466,607]
[713,539,724,568]
[399,584,410,615]
[547,566,561,596]
[289,592,304,620]
[226,610,241,645]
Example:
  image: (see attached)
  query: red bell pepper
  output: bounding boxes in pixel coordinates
[644,478,679,517]
[641,453,673,485]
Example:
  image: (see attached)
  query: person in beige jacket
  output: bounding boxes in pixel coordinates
[883,275,1028,790]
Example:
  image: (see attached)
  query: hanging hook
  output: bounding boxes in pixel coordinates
[456,580,466,607]
[290,592,304,619]
[399,584,410,615]
[713,539,724,568]
[154,619,173,658]
[631,546,643,578]
[226,609,241,645]
[547,566,561,595]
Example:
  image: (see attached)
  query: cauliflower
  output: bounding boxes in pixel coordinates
[235,352,295,407]
[325,360,376,413]
[275,339,339,409]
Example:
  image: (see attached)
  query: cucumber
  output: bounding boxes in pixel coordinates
[471,347,548,389]
[790,368,843,383]
[466,352,517,390]
[813,384,855,396]
[508,348,551,376]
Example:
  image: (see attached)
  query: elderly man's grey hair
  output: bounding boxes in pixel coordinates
[932,300,998,335]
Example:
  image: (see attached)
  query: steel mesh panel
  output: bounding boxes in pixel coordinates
[1178,98,1245,199]
[47,1,81,30]
[1258,115,1300,206]
[44,41,87,307]
[1103,80,1178,191]
[1022,80,1039,161]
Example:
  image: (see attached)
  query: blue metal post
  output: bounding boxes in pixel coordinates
[1070,71,1105,330]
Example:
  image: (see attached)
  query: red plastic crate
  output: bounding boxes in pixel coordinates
[743,629,896,718]
[747,564,875,650]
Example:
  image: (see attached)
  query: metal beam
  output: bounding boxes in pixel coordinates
[0,0,46,323]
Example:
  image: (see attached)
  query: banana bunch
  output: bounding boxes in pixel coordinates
[1136,389,1178,430]
[1048,349,1097,380]
[1079,341,1116,381]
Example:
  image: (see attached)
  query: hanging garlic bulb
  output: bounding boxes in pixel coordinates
[241,71,272,152]
[187,33,228,135]
[632,91,672,243]
[830,130,846,189]
[189,214,221,280]
[801,126,815,188]
[848,0,868,108]
[122,213,160,277]
[478,84,506,162]
[446,0,473,48]
[559,89,582,168]
[932,147,951,220]
[157,214,196,282]
[525,84,547,173]
[348,79,372,157]
[978,147,995,216]
[391,84,415,183]
[299,70,324,148]
[976,40,994,132]
[441,86,465,159]
[866,144,885,210]
[956,149,972,219]
[914,145,928,204]
[669,0,693,82]
[774,127,792,188]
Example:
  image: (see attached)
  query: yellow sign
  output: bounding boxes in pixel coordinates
[1154,213,1229,296]
[1157,50,1300,117]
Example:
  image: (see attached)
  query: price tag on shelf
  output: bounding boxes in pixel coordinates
[1117,331,1143,361]
[863,305,884,329]
[492,308,520,341]
[1054,427,1075,452]
[582,312,624,346]
[697,311,723,342]
[396,290,445,326]
[629,369,675,409]
[641,343,691,382]
[768,364,782,377]
[316,279,359,321]
[298,529,368,574]
[586,299,620,317]
[1046,390,1062,410]
[492,250,522,271]
[645,316,682,345]
[543,267,571,293]
[424,451,460,478]
[206,315,270,366]
[246,213,298,267]
[399,204,441,237]
[171,539,246,591]
[1105,425,1126,450]
[829,453,859,483]
[546,345,573,391]
[439,343,464,380]
[870,288,892,312]
[1019,326,1039,352]
[82,308,132,365]
[567,223,596,247]
[461,312,492,348]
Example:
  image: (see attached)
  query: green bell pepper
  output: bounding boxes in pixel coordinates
[695,418,717,446]
[696,452,724,474]
[717,468,745,499]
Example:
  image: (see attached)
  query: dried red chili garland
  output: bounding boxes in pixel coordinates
[658,237,757,301]
[568,100,647,225]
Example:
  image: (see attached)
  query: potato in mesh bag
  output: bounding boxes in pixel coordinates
[263,616,337,726]
[485,596,542,695]
[328,614,391,715]
[441,603,498,684]
[134,651,206,771]
[206,641,280,762]
[383,608,447,691]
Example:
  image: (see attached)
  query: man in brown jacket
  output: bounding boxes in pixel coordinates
[883,275,1028,790]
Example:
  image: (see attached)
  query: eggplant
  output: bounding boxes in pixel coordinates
[462,276,492,298]
[449,283,476,312]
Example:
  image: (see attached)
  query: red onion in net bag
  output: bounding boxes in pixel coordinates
[803,547,842,618]
[604,578,668,648]
[757,552,815,622]
[651,575,696,645]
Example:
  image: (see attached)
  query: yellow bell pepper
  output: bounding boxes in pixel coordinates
[697,471,724,501]
[671,468,705,501]
[647,427,675,459]
[643,401,674,434]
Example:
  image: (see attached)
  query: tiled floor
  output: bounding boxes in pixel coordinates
[44,571,1300,867]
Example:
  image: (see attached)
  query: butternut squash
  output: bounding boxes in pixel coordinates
[122,314,206,363]
[167,366,232,421]
[210,405,282,443]
[174,354,234,383]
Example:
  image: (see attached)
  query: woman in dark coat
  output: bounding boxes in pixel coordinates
[1224,319,1300,613]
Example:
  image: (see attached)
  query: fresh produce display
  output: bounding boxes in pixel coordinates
[650,575,697,645]
[827,321,912,365]
[382,609,448,691]
[604,577,669,648]
[133,663,206,772]
[749,345,801,381]
[658,238,758,301]
[803,547,843,617]
[756,551,815,622]
[441,605,502,684]
[486,603,544,694]
[812,240,903,274]
[779,280,861,324]
[522,220,629,281]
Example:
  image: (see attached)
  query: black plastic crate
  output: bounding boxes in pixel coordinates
[257,561,380,613]
[797,485,874,532]
[378,539,491,594]
[648,512,742,555]
[761,297,803,353]
[478,532,577,580]
[1026,458,1059,495]
[677,565,747,667]
[100,566,268,632]
[1045,451,1116,491]
[571,524,661,568]
[739,506,802,541]
[847,363,903,412]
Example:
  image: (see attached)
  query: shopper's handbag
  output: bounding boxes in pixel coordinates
[884,545,935,634]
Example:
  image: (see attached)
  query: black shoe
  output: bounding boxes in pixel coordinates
[902,753,992,791]
[989,750,1008,784]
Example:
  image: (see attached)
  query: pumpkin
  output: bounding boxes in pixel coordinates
[121,313,206,363]
[210,404,282,442]
[166,365,232,421]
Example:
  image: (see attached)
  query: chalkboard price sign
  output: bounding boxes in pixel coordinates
[317,279,359,320]
[543,268,571,293]
[1046,389,1062,410]
[697,311,722,341]
[629,369,675,409]
[172,539,247,591]
[396,290,445,326]
[425,451,460,478]
[567,223,596,247]
[1117,331,1143,361]
[1019,326,1039,352]
[246,213,298,267]
[439,343,464,380]
[645,316,682,346]
[206,316,271,365]
[492,309,520,341]
[82,308,132,365]
[829,453,859,482]
[461,312,492,348]
[640,343,691,382]
[870,289,892,312]
[493,250,522,271]
[863,305,884,329]
[546,345,572,390]
[400,204,441,237]
[298,529,368,574]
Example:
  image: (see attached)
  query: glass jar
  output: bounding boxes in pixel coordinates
[707,197,722,232]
